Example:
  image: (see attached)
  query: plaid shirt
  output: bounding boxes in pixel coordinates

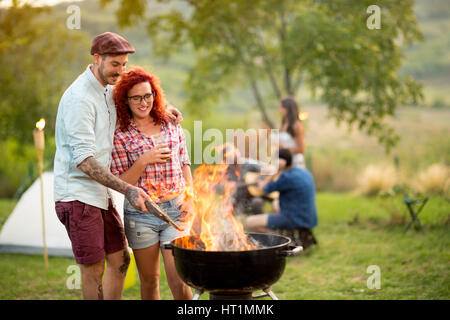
[111,120,190,202]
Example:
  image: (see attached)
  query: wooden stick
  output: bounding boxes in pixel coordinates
[38,156,49,270]
[33,128,48,269]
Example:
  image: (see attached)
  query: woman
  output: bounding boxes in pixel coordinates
[111,67,193,300]
[278,97,306,168]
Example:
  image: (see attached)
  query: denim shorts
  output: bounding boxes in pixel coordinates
[124,196,189,249]
[267,213,297,230]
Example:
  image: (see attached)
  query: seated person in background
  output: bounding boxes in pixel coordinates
[216,143,267,215]
[245,148,318,249]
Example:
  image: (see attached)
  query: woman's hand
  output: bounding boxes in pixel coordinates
[139,144,171,165]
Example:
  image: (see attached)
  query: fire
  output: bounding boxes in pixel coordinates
[175,164,259,251]
[35,118,46,130]
[146,177,180,203]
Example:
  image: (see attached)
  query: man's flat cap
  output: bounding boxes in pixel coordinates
[90,32,135,55]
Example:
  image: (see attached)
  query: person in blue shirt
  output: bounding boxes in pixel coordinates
[245,148,318,248]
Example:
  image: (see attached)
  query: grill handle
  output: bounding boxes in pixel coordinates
[279,245,303,257]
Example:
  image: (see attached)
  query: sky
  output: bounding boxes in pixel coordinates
[0,0,83,7]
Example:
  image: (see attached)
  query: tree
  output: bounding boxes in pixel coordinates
[0,0,90,142]
[101,0,424,150]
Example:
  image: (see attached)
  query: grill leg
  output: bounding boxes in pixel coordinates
[264,287,279,300]
[192,288,204,300]
[252,292,269,299]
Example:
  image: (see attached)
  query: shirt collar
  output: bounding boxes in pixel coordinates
[128,119,167,139]
[85,64,108,93]
[129,120,138,131]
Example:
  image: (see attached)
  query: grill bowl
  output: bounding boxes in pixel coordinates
[166,232,301,293]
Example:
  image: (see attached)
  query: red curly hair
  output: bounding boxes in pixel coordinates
[113,67,169,131]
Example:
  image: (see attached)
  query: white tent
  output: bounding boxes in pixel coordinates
[0,171,124,257]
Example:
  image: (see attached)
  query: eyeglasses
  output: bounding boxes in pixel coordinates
[128,90,156,105]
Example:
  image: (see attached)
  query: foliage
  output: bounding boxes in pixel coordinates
[0,199,17,228]
[102,0,424,151]
[0,138,55,198]
[0,0,90,143]
[0,140,36,198]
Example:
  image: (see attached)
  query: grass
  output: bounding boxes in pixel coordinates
[0,193,448,300]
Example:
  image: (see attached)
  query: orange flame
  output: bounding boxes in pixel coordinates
[175,164,259,251]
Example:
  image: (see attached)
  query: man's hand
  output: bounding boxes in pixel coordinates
[125,185,151,212]
[178,198,194,223]
[256,179,266,193]
[257,173,277,193]
[167,105,183,125]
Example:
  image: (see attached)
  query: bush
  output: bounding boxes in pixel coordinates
[356,165,398,197]
[431,96,450,109]
[0,140,35,197]
[413,163,450,196]
[0,138,55,198]
[308,148,362,192]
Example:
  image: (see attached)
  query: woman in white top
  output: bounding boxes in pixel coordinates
[278,97,305,168]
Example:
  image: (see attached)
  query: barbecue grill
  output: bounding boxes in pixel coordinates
[163,232,302,300]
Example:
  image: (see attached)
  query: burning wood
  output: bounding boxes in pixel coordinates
[178,164,260,251]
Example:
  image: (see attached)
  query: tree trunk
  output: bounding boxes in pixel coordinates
[248,74,275,128]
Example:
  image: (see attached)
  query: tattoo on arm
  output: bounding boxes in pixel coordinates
[78,157,148,210]
[124,186,142,210]
[77,156,128,194]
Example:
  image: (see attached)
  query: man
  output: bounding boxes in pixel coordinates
[245,148,318,249]
[216,143,270,215]
[54,32,181,300]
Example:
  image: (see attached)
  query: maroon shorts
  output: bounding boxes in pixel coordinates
[55,200,127,265]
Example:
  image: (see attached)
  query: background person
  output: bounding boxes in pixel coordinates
[245,148,318,249]
[216,143,275,215]
[111,67,193,300]
[278,97,306,168]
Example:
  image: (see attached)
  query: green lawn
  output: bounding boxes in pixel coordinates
[0,193,448,300]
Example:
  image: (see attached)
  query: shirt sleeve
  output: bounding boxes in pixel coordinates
[63,97,96,167]
[110,131,129,176]
[177,125,191,166]
[263,172,292,194]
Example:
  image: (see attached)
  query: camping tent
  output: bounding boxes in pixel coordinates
[0,171,125,257]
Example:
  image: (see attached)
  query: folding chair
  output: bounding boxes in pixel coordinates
[403,195,428,234]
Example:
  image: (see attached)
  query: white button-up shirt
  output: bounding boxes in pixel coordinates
[54,65,116,210]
